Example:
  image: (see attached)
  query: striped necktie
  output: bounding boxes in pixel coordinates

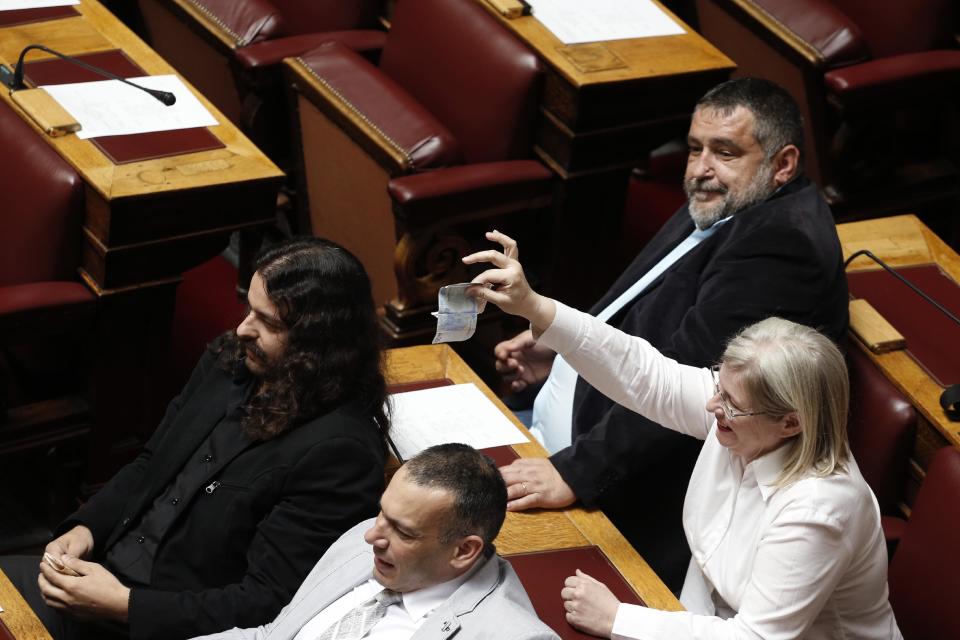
[316,588,403,640]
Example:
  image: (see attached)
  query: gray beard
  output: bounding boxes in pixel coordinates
[685,162,777,230]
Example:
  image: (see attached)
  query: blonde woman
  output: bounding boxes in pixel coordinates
[464,231,901,640]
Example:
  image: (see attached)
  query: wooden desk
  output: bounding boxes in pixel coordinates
[838,215,960,475]
[478,1,735,307]
[0,0,283,481]
[386,344,682,613]
[0,568,51,640]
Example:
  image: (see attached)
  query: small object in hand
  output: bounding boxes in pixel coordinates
[431,283,492,344]
[43,552,80,576]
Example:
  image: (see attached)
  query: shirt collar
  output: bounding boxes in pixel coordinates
[752,444,792,502]
[693,214,733,237]
[400,557,482,622]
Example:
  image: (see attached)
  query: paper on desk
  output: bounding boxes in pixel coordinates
[526,0,684,44]
[388,383,528,460]
[0,0,79,10]
[40,75,217,139]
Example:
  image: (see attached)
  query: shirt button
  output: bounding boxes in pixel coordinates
[137,535,145,544]
[121,518,131,526]
[202,454,213,463]
[171,498,180,505]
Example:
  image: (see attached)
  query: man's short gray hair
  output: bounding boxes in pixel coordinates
[696,78,804,161]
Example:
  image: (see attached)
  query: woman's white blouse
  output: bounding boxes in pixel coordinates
[538,302,902,640]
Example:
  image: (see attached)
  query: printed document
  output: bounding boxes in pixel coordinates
[1,0,79,10]
[388,383,528,460]
[527,0,684,44]
[41,74,217,139]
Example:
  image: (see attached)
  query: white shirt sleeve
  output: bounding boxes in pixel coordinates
[610,501,854,640]
[537,301,714,440]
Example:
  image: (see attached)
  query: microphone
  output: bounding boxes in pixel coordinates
[3,44,176,106]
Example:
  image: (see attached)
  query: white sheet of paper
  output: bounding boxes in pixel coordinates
[388,383,528,460]
[0,0,79,10]
[40,75,218,139]
[527,0,684,44]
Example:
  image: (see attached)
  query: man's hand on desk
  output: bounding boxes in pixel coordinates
[494,329,557,393]
[38,557,130,622]
[45,524,95,561]
[500,458,576,511]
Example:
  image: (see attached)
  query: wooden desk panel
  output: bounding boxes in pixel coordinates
[0,569,51,640]
[0,1,281,203]
[838,215,960,472]
[386,345,682,612]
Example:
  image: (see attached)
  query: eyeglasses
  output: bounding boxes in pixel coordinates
[710,365,764,420]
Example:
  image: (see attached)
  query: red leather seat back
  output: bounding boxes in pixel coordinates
[190,0,287,46]
[0,102,83,286]
[379,0,542,164]
[270,0,379,35]
[846,344,916,515]
[832,0,957,58]
[888,447,960,640]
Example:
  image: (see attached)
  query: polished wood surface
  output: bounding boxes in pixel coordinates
[481,0,732,88]
[0,569,51,640]
[0,0,281,202]
[838,215,960,469]
[0,0,283,483]
[385,344,682,613]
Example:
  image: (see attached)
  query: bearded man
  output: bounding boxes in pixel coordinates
[1,238,390,639]
[492,78,849,591]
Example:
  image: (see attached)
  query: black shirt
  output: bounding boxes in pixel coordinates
[105,364,255,586]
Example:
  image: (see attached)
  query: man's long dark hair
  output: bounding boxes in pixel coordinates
[219,237,389,444]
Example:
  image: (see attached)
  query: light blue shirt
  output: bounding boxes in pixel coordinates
[529,218,730,453]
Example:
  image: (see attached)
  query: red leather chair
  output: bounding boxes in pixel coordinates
[888,446,960,640]
[135,0,386,164]
[283,0,552,342]
[0,101,96,455]
[846,343,917,555]
[695,0,960,218]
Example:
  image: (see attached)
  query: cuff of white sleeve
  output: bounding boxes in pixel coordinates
[612,601,695,640]
[613,602,650,639]
[534,301,583,355]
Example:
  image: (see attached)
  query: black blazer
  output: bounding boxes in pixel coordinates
[550,177,849,589]
[64,348,386,639]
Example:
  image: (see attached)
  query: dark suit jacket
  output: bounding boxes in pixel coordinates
[63,346,386,640]
[550,177,849,590]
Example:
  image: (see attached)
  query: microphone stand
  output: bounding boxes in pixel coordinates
[1,44,176,106]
